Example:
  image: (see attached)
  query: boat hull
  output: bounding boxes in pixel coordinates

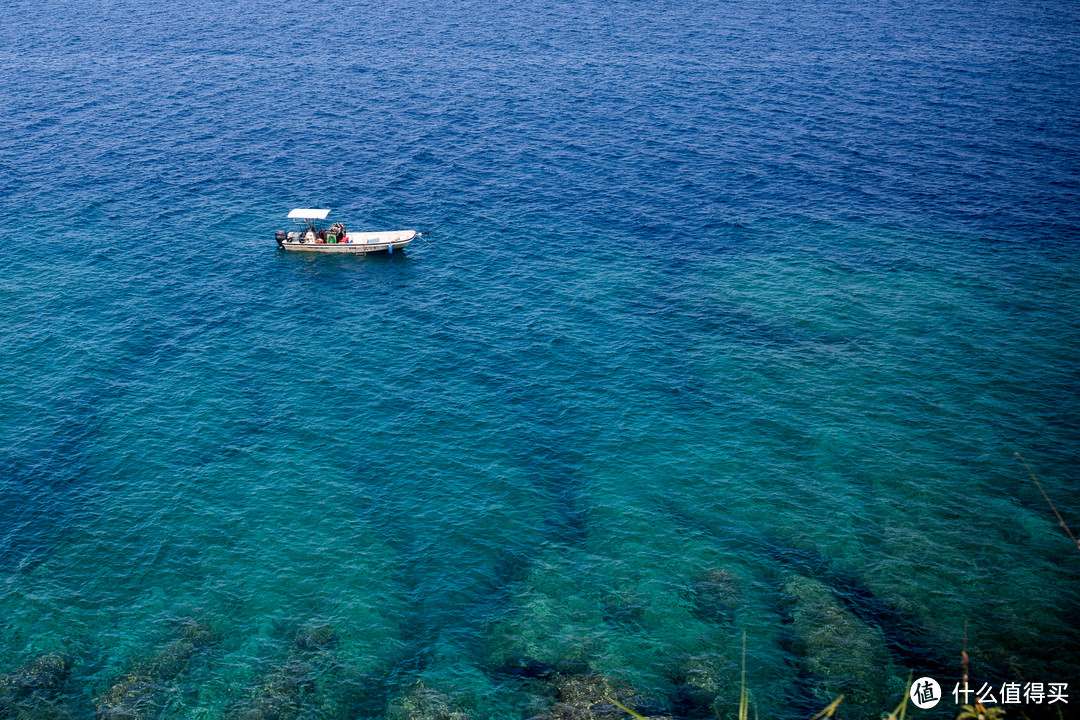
[279,239,413,253]
[279,230,416,253]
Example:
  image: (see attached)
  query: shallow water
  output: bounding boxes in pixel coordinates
[1,0,1079,718]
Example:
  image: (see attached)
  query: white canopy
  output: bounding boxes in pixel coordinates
[287,208,331,220]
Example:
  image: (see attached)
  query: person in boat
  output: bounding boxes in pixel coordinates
[329,222,347,244]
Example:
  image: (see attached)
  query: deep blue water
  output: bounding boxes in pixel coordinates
[2,0,1079,718]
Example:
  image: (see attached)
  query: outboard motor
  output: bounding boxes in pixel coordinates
[275,229,287,247]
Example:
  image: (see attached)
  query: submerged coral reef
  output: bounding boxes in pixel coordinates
[225,625,342,720]
[387,682,470,720]
[0,652,72,719]
[95,619,218,720]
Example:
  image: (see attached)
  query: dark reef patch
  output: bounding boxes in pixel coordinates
[95,619,218,720]
[0,652,73,720]
[685,568,741,625]
[225,625,348,720]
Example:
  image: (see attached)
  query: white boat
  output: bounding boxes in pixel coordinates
[275,209,417,254]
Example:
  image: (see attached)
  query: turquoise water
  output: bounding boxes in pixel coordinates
[2,0,1080,718]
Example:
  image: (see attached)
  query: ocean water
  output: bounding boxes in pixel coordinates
[1,0,1079,718]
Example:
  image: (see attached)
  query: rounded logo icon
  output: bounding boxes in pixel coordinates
[910,677,941,709]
